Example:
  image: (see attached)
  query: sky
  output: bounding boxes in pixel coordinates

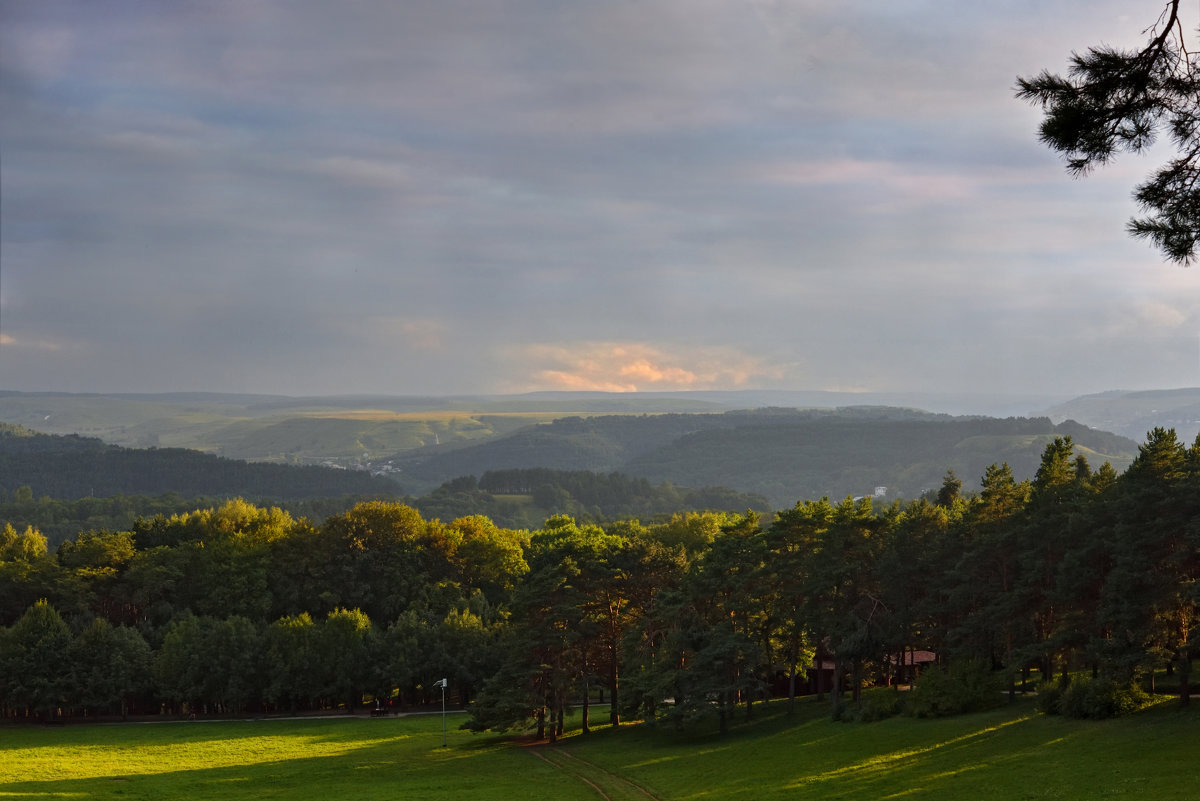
[1,0,1198,399]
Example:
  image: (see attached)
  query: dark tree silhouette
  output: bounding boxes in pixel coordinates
[1018,0,1200,263]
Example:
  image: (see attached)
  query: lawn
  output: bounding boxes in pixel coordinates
[0,712,596,801]
[566,695,1200,801]
[2,698,1197,800]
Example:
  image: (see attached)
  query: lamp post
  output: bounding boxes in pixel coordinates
[435,678,447,747]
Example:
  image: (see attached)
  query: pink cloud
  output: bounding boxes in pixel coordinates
[742,158,1069,205]
[514,341,790,393]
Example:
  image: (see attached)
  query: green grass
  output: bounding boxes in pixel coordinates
[3,699,1198,800]
[566,696,1199,800]
[0,712,598,801]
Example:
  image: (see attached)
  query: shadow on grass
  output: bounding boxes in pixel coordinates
[558,696,1200,801]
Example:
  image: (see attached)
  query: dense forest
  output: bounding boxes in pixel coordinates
[0,475,766,551]
[1,429,1195,735]
[0,491,404,551]
[412,469,769,530]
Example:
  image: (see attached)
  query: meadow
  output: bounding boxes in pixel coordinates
[3,697,1197,800]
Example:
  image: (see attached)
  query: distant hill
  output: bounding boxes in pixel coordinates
[623,416,1135,507]
[1043,388,1200,445]
[0,391,557,466]
[0,394,1150,513]
[1,390,1168,503]
[397,413,737,479]
[0,389,1067,468]
[390,409,1140,508]
[0,423,401,501]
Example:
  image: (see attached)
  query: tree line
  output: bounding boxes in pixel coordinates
[0,489,408,550]
[413,469,768,529]
[0,429,1195,732]
[0,472,765,551]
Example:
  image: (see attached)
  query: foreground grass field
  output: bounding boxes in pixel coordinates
[2,698,1197,800]
[0,712,596,801]
[572,697,1200,801]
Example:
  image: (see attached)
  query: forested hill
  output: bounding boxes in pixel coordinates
[0,423,401,501]
[394,409,1140,508]
[1043,387,1200,444]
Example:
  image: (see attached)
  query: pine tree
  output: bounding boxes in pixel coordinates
[1018,0,1200,263]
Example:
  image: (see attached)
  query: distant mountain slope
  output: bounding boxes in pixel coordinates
[0,423,401,501]
[0,392,558,465]
[396,413,736,479]
[0,391,732,465]
[1,389,1162,488]
[394,410,1140,508]
[395,408,951,482]
[0,389,1066,466]
[1043,388,1200,444]
[626,416,1137,507]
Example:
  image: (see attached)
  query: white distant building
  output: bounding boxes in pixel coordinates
[873,486,887,498]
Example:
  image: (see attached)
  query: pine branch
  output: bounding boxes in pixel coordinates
[1017,0,1200,263]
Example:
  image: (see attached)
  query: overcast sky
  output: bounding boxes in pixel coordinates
[2,0,1198,399]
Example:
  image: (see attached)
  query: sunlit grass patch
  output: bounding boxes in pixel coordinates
[3,720,411,783]
[3,698,1197,800]
[0,714,598,801]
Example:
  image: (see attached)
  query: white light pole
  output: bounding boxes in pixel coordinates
[435,678,448,747]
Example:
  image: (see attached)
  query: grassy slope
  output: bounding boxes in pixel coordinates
[4,699,1197,800]
[571,697,1198,801]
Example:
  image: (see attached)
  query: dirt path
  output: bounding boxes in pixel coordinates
[529,749,612,800]
[528,744,661,801]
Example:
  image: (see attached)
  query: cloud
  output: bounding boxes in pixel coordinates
[326,316,448,353]
[0,332,64,351]
[510,342,790,393]
[619,359,697,385]
[1135,301,1189,330]
[307,156,413,191]
[1,0,1194,399]
[1086,299,1196,341]
[0,25,76,83]
[747,158,980,206]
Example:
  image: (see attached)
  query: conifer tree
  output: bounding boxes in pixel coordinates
[1018,0,1200,263]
